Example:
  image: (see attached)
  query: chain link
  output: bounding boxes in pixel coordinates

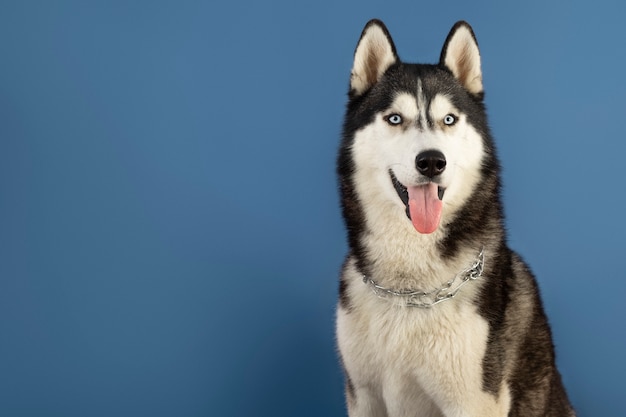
[362,247,484,308]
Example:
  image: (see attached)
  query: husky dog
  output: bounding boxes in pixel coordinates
[336,20,575,417]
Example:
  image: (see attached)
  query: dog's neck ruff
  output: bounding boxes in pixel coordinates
[362,247,484,308]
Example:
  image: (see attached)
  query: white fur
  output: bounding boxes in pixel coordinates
[349,92,484,287]
[337,266,512,416]
[338,90,511,415]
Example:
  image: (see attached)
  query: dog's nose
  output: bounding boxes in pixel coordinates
[416,150,446,178]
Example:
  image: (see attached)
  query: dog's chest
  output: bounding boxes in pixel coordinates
[347,300,487,367]
[337,278,491,411]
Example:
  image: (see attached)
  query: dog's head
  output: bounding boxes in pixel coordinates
[341,20,493,235]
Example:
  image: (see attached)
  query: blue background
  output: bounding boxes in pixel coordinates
[1,1,624,416]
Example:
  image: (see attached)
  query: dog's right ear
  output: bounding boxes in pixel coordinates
[350,19,398,97]
[439,21,483,97]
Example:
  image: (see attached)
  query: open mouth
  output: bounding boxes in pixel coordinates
[390,171,446,207]
[390,170,445,234]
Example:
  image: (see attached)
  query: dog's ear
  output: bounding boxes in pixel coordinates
[440,21,483,97]
[350,19,399,97]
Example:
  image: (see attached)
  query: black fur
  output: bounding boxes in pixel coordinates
[338,256,353,312]
[337,19,575,416]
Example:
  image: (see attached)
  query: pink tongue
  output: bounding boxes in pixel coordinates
[407,183,443,234]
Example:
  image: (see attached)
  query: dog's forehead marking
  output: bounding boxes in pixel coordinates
[416,78,427,126]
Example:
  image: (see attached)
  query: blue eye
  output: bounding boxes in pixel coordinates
[386,114,403,125]
[443,114,457,126]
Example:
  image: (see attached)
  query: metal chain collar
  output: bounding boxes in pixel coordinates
[362,247,484,308]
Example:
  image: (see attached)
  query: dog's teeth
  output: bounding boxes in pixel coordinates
[438,187,445,201]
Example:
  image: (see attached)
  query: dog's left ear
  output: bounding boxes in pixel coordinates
[350,19,399,97]
[440,21,483,97]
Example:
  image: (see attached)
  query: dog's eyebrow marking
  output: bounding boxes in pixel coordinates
[389,92,418,126]
[429,94,459,129]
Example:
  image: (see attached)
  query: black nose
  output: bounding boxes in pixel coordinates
[415,150,446,178]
